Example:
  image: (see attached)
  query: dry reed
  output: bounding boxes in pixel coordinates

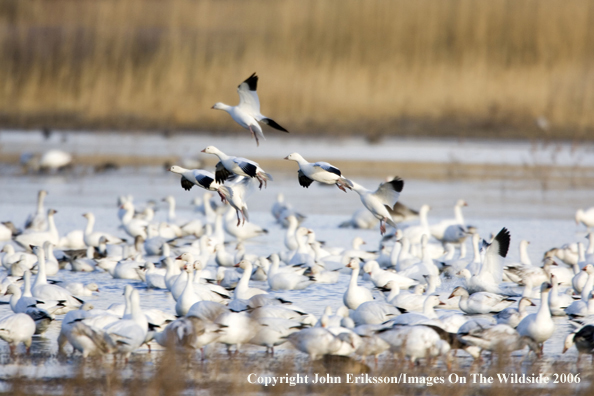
[1,0,594,140]
[1,349,592,396]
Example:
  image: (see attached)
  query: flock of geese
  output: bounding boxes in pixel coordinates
[0,74,593,369]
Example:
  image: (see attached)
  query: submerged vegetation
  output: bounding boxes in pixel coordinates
[1,0,594,139]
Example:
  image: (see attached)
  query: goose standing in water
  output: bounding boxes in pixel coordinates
[348,177,404,235]
[0,313,36,354]
[15,209,59,250]
[516,283,555,352]
[201,146,273,189]
[284,153,352,192]
[211,73,288,146]
[24,190,48,232]
[82,212,125,247]
[343,258,374,309]
[563,324,594,363]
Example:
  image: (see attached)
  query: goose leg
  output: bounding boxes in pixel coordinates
[380,220,386,235]
[236,210,241,227]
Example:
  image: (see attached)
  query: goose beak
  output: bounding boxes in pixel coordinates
[447,292,455,299]
[283,156,289,160]
[201,149,206,153]
[439,301,447,306]
[175,255,182,260]
[234,262,240,267]
[562,346,568,354]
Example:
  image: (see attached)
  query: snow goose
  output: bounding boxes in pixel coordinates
[398,235,441,283]
[565,291,594,318]
[169,165,228,201]
[69,245,96,272]
[430,199,470,244]
[466,227,510,293]
[1,244,36,270]
[576,207,594,229]
[449,286,515,314]
[217,176,255,226]
[326,327,362,356]
[102,289,149,357]
[350,300,401,326]
[118,201,149,239]
[211,73,288,146]
[566,264,594,318]
[4,284,56,335]
[563,324,594,362]
[15,209,59,250]
[386,283,428,311]
[402,204,431,245]
[250,317,307,355]
[234,259,268,300]
[348,177,404,235]
[214,311,260,354]
[378,325,451,365]
[267,257,313,291]
[504,257,553,286]
[288,227,315,266]
[343,258,374,309]
[284,215,299,251]
[342,236,377,261]
[287,316,342,360]
[154,316,222,358]
[389,295,444,325]
[140,261,167,289]
[223,208,268,240]
[0,313,36,354]
[201,146,273,189]
[176,261,201,316]
[65,282,99,297]
[31,246,83,313]
[549,273,577,316]
[24,190,48,232]
[495,297,535,328]
[310,264,340,284]
[363,260,417,289]
[516,283,555,350]
[458,323,541,357]
[352,324,391,364]
[82,212,125,247]
[112,255,144,280]
[284,153,352,192]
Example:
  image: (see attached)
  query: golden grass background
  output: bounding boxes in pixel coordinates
[1,0,594,139]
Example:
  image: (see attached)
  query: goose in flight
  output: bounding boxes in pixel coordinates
[169,166,227,203]
[349,177,404,234]
[201,146,273,189]
[284,153,352,192]
[211,73,288,146]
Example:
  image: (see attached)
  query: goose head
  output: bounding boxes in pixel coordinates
[211,102,226,110]
[283,153,304,162]
[168,165,187,175]
[448,286,469,299]
[201,146,220,155]
[176,252,194,263]
[345,258,362,270]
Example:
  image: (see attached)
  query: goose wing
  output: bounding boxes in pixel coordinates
[236,73,260,114]
[373,178,404,210]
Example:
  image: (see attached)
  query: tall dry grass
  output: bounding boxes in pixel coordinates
[1,0,594,139]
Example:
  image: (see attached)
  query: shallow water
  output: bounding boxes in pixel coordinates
[0,135,593,378]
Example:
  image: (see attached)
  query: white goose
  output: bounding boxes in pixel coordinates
[343,258,374,309]
[24,190,48,232]
[575,207,594,229]
[1,245,36,270]
[15,209,59,250]
[102,288,148,357]
[250,317,306,355]
[4,283,56,335]
[176,262,200,316]
[378,325,451,365]
[153,316,222,359]
[223,208,268,241]
[449,286,515,315]
[350,300,401,325]
[287,316,342,360]
[402,205,432,245]
[169,166,227,202]
[82,212,125,247]
[119,202,149,239]
[430,199,469,244]
[218,176,255,226]
[284,153,352,192]
[31,246,83,314]
[234,260,268,300]
[214,311,260,353]
[459,323,541,357]
[548,273,577,316]
[363,260,417,289]
[495,297,535,328]
[267,257,313,291]
[211,73,288,146]
[348,177,404,235]
[466,227,510,293]
[516,283,555,350]
[201,146,273,189]
[65,282,100,297]
[0,313,36,354]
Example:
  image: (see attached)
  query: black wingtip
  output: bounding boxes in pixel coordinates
[389,177,404,193]
[495,227,511,258]
[262,118,289,132]
[241,72,258,91]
